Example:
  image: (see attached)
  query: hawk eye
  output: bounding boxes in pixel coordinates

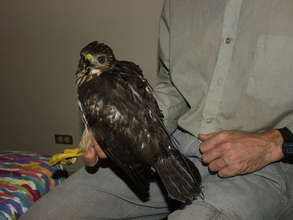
[97,55,106,64]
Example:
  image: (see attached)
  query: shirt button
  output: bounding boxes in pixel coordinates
[205,118,213,123]
[225,37,232,44]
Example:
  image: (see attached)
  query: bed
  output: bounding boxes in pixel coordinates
[0,151,65,220]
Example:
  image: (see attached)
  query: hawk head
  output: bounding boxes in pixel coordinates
[75,41,116,87]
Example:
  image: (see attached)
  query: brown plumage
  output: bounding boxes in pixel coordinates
[75,41,202,203]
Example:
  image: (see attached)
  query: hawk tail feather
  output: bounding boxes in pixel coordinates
[154,154,202,204]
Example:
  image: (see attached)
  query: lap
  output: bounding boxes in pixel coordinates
[20,167,169,220]
[170,130,293,219]
[20,129,293,220]
[170,162,292,219]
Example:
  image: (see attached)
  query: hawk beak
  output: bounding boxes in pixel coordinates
[85,54,94,63]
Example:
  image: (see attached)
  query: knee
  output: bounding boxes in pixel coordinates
[168,200,241,220]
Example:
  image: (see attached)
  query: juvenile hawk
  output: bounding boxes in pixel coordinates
[75,41,202,203]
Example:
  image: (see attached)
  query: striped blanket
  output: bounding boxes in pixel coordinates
[0,152,64,220]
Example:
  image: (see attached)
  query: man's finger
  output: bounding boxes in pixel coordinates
[83,147,98,167]
[198,133,215,141]
[218,166,238,178]
[91,138,107,159]
[208,158,227,172]
[202,143,226,164]
[199,132,226,153]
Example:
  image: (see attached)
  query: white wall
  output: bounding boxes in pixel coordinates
[0,0,164,155]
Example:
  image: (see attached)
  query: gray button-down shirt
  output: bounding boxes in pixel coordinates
[155,0,293,136]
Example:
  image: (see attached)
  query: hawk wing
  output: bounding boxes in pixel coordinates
[78,66,158,198]
[113,61,164,122]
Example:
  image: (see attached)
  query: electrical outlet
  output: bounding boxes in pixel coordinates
[54,134,73,145]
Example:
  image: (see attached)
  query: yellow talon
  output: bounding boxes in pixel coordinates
[48,148,83,166]
[49,129,95,166]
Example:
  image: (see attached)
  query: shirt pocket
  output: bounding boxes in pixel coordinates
[247,35,293,109]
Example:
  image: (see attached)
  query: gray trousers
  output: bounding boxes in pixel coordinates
[20,129,293,220]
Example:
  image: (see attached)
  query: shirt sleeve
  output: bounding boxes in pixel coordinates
[283,122,293,133]
[274,114,293,134]
[153,0,189,133]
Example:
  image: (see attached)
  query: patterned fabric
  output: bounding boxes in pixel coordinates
[0,152,64,220]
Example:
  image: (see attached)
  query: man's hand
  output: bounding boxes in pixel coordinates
[198,130,284,177]
[83,134,107,167]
